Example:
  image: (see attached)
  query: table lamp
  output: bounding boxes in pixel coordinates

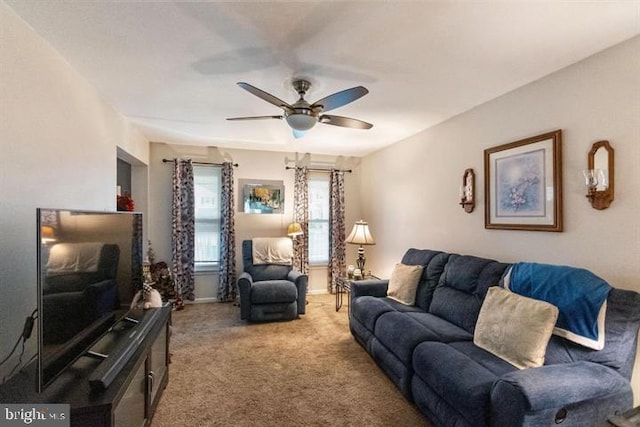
[346,220,375,271]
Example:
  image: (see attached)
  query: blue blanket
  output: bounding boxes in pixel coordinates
[506,262,611,350]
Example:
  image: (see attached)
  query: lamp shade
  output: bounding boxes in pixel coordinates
[287,222,303,237]
[346,220,375,245]
[41,225,57,242]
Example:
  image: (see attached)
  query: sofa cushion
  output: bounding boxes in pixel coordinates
[448,341,519,377]
[251,280,297,304]
[474,287,558,369]
[352,296,393,332]
[387,263,424,305]
[400,249,450,311]
[375,312,443,366]
[374,311,471,367]
[429,254,510,333]
[412,341,509,426]
[351,296,422,333]
[404,312,473,342]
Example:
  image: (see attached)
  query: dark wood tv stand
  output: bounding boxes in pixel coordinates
[0,304,171,427]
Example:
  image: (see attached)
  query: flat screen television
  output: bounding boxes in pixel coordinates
[37,208,143,392]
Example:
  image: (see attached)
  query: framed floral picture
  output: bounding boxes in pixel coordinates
[484,130,563,231]
[239,179,284,214]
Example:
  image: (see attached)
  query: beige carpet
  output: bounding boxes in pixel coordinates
[151,293,431,427]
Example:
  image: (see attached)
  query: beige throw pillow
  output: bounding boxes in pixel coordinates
[474,287,558,369]
[387,263,424,305]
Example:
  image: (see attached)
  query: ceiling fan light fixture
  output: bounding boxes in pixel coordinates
[285,112,317,131]
[231,80,371,133]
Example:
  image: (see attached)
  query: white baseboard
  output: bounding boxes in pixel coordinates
[191,291,329,303]
[189,297,218,304]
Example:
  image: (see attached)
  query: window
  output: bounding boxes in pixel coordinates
[308,174,330,264]
[193,165,221,271]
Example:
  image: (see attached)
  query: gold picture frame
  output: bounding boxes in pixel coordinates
[484,130,563,232]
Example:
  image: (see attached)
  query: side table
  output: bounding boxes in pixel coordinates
[335,275,379,316]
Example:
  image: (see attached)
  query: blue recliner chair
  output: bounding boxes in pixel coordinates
[237,239,307,322]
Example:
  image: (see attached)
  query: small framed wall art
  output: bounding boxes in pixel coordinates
[239,179,284,214]
[484,130,563,232]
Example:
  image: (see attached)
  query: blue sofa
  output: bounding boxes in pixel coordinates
[349,248,640,426]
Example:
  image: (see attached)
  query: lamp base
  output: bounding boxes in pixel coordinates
[356,246,366,272]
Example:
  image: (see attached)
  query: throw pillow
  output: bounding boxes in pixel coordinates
[387,263,424,305]
[474,287,558,369]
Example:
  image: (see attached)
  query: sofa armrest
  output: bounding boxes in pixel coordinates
[237,272,253,320]
[351,279,389,298]
[287,270,308,315]
[491,361,632,426]
[287,269,302,283]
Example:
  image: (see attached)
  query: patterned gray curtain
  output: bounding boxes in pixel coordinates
[293,167,309,274]
[218,162,237,302]
[328,169,346,293]
[131,213,143,293]
[172,159,195,301]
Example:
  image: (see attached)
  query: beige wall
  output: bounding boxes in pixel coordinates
[0,4,149,382]
[3,0,639,406]
[148,143,363,299]
[360,36,640,403]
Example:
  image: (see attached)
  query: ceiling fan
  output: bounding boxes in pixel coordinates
[227,79,373,138]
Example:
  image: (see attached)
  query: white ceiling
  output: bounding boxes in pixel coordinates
[6,1,639,157]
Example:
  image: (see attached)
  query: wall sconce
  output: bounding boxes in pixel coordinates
[459,168,475,213]
[583,140,614,210]
[346,220,375,271]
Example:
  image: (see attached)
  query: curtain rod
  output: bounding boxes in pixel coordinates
[285,166,352,173]
[162,158,238,167]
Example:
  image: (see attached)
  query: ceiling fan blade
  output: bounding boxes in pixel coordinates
[237,82,293,112]
[226,115,283,121]
[292,129,306,139]
[310,86,369,112]
[320,115,373,129]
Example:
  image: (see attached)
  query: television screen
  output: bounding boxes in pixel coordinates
[37,208,143,392]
